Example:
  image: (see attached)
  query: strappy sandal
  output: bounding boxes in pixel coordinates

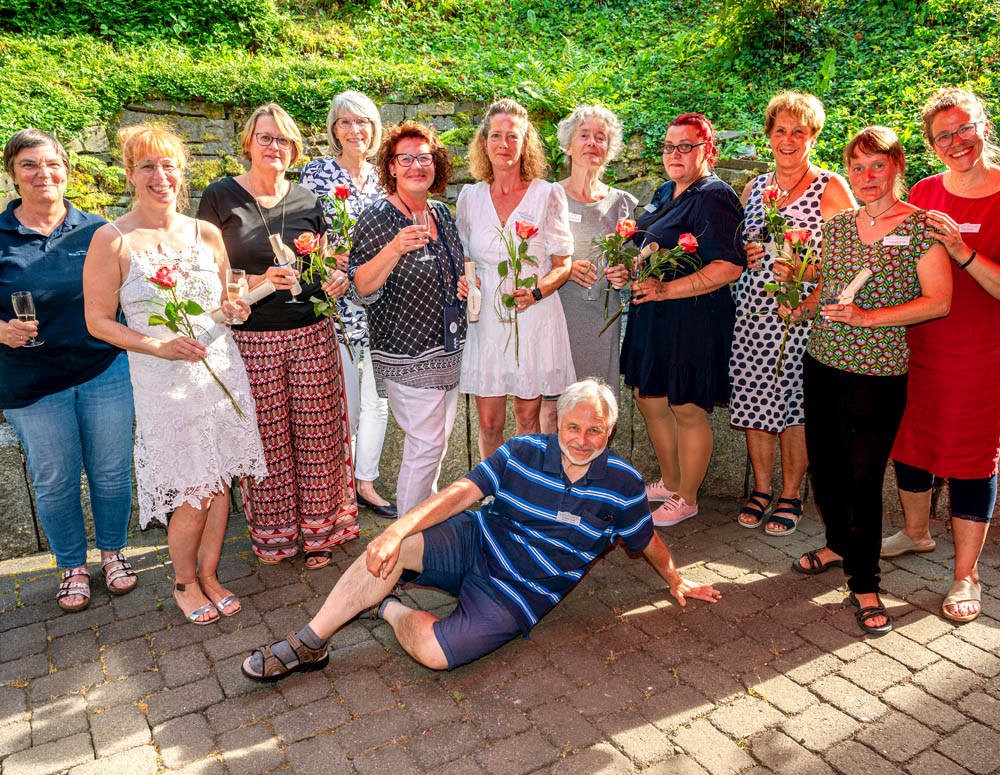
[356,594,400,621]
[304,550,333,571]
[101,552,138,596]
[737,489,773,528]
[792,550,843,575]
[849,592,893,635]
[765,497,802,536]
[198,574,240,617]
[173,581,219,626]
[241,632,330,682]
[941,579,981,623]
[57,567,92,612]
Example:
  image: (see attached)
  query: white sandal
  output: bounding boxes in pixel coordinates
[942,579,981,623]
[880,530,936,559]
[57,567,92,612]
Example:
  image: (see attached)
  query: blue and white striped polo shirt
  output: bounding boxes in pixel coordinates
[463,434,654,633]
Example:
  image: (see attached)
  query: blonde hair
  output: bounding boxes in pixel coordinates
[326,90,382,158]
[920,87,999,164]
[764,91,826,137]
[843,126,907,198]
[240,103,303,163]
[118,122,190,208]
[467,98,547,183]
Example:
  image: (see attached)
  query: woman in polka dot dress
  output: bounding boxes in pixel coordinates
[730,92,854,536]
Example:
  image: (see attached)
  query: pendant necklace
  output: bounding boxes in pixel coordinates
[771,164,812,200]
[863,200,897,227]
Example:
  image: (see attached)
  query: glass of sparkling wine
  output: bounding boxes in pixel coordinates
[225,269,247,325]
[815,278,846,329]
[582,256,602,301]
[11,291,42,347]
[411,210,431,259]
[744,226,766,274]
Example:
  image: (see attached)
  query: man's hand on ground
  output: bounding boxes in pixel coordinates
[669,577,723,607]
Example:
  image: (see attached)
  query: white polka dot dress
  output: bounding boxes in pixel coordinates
[729,171,829,432]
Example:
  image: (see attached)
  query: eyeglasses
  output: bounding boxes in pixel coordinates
[133,159,180,175]
[336,118,371,130]
[932,121,982,149]
[393,153,434,167]
[254,133,292,149]
[662,142,707,155]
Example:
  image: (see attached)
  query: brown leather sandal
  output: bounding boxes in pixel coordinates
[241,632,330,682]
[57,567,92,612]
[101,552,138,595]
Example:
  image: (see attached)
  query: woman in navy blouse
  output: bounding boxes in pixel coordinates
[621,113,746,527]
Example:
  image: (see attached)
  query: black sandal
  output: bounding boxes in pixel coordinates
[241,633,330,682]
[304,550,333,571]
[737,489,773,529]
[792,550,843,575]
[849,592,893,635]
[765,497,802,536]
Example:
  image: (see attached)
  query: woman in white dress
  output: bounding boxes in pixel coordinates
[84,123,267,625]
[458,98,575,458]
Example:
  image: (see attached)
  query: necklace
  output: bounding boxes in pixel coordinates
[771,164,812,200]
[251,186,287,246]
[862,199,898,227]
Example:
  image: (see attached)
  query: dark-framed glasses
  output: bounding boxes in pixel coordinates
[336,118,371,130]
[393,152,434,167]
[662,141,707,155]
[932,121,982,149]
[254,133,292,149]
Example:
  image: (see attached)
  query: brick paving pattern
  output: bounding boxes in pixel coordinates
[0,498,998,774]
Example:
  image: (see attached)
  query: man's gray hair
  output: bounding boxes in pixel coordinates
[556,105,624,164]
[326,90,383,158]
[556,378,618,429]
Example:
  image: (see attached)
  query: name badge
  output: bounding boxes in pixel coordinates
[959,223,982,234]
[644,203,658,213]
[882,235,911,246]
[567,211,583,223]
[555,511,581,527]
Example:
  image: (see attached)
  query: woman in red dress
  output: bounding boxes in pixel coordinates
[886,88,1000,623]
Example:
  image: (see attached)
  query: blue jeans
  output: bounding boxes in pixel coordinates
[4,354,134,568]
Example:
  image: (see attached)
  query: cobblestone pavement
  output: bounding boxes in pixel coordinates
[1,499,998,775]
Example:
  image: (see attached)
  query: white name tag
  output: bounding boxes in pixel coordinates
[555,511,581,526]
[882,235,911,246]
[567,211,583,223]
[959,223,981,234]
[644,203,657,213]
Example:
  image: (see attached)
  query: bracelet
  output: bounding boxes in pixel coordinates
[958,249,977,270]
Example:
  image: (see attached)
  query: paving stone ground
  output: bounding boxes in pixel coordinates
[1,498,998,775]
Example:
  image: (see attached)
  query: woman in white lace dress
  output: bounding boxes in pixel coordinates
[458,98,575,458]
[84,123,267,625]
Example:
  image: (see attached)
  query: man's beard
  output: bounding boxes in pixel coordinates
[559,438,606,466]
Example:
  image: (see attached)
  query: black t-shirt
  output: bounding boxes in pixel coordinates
[197,177,328,331]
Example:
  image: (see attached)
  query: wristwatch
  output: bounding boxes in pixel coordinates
[531,288,543,302]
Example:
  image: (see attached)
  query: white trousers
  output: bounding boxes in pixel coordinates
[339,341,389,483]
[383,380,459,517]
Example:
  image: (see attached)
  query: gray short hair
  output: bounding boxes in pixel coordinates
[556,105,624,165]
[326,90,382,158]
[3,128,69,180]
[556,379,618,430]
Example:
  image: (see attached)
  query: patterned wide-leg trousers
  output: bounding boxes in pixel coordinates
[233,318,358,560]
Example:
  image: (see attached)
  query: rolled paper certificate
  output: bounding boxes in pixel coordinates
[208,279,277,324]
[638,241,660,261]
[838,267,873,305]
[268,233,304,297]
[465,261,482,323]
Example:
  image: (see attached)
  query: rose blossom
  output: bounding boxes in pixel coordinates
[150,266,176,289]
[678,233,699,253]
[334,185,351,200]
[294,232,321,255]
[761,185,787,204]
[783,228,811,246]
[514,221,539,240]
[616,218,638,239]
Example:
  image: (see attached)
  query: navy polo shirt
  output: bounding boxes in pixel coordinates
[464,434,654,633]
[0,199,120,410]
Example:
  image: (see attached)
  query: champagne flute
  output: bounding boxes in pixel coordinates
[11,292,42,347]
[815,278,846,329]
[411,210,431,260]
[225,269,247,325]
[582,255,602,301]
[744,225,767,275]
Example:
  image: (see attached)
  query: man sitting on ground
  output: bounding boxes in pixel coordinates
[242,378,722,679]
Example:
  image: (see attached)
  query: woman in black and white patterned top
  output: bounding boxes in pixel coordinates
[349,121,471,517]
[729,91,854,536]
[299,91,395,517]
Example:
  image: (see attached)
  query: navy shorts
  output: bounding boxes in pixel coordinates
[893,460,997,523]
[402,512,522,669]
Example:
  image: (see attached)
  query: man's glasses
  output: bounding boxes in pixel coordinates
[662,142,707,155]
[255,133,292,149]
[393,153,435,167]
[932,122,982,149]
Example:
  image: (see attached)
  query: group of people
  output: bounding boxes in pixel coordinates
[0,85,995,670]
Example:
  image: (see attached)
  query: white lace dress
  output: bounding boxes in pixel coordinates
[457,179,577,398]
[114,224,268,527]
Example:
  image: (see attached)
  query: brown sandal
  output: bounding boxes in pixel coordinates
[101,552,138,596]
[57,567,92,612]
[241,632,330,682]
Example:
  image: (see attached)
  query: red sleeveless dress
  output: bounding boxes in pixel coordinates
[891,175,1000,478]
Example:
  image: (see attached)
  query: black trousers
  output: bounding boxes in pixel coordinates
[803,355,907,594]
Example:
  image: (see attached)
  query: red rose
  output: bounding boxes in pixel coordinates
[761,185,786,204]
[294,232,321,255]
[334,185,351,200]
[783,228,811,246]
[150,266,176,289]
[677,233,699,253]
[616,218,638,239]
[514,221,539,240]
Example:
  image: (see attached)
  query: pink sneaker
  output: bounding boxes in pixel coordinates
[651,495,698,527]
[645,479,676,502]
